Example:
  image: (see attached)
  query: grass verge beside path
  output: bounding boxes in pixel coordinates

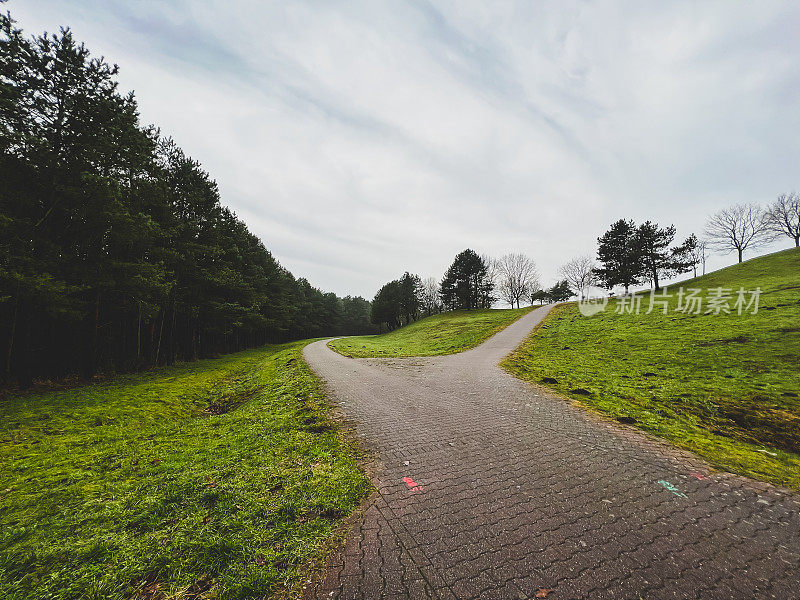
[329,307,533,358]
[0,341,371,600]
[503,247,800,491]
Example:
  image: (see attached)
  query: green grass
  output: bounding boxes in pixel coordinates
[329,307,533,358]
[0,341,371,600]
[503,247,800,490]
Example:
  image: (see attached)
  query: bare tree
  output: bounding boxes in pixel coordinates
[686,237,708,277]
[480,253,499,287]
[704,203,773,263]
[479,253,500,308]
[765,192,800,247]
[496,253,539,308]
[420,277,441,316]
[558,255,596,300]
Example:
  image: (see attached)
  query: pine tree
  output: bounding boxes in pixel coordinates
[398,272,421,324]
[547,280,573,302]
[439,249,492,310]
[594,220,643,294]
[636,221,676,290]
[371,280,402,330]
[0,11,377,385]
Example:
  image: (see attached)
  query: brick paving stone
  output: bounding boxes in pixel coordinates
[302,306,800,599]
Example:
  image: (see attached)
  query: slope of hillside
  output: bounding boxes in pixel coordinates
[329,307,532,358]
[504,247,800,489]
[0,342,370,599]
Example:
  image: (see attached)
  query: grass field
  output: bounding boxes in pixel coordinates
[503,247,800,490]
[328,307,532,358]
[0,342,371,600]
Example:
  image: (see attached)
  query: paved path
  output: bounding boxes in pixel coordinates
[302,306,799,599]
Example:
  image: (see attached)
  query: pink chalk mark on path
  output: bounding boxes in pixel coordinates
[403,476,424,491]
[690,472,710,481]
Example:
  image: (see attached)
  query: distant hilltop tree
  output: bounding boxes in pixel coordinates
[531,289,549,305]
[439,249,494,310]
[370,272,422,331]
[398,272,422,325]
[559,255,596,300]
[530,280,573,304]
[683,234,707,277]
[637,221,695,289]
[765,193,800,248]
[419,277,442,316]
[547,280,573,302]
[594,220,644,293]
[496,253,539,308]
[371,280,403,331]
[594,219,695,292]
[705,203,773,263]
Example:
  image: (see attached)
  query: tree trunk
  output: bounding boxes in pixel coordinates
[6,295,19,375]
[154,305,166,366]
[81,290,100,379]
[120,306,127,370]
[738,248,743,263]
[795,235,799,247]
[18,314,32,389]
[168,302,177,364]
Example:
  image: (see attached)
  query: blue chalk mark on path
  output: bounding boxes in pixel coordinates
[657,480,687,498]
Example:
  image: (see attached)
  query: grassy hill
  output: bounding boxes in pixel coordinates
[329,307,532,358]
[504,247,800,490]
[0,342,370,600]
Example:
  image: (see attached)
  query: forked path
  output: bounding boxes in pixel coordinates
[302,306,799,599]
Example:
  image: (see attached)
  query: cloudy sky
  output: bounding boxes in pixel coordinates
[12,1,800,299]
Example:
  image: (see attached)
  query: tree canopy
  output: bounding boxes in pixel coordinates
[765,193,800,248]
[440,249,494,310]
[594,219,695,292]
[495,253,538,308]
[0,13,375,386]
[704,203,773,263]
[370,272,423,331]
[594,219,644,293]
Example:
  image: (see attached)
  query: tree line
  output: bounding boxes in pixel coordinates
[556,195,800,300]
[370,197,800,322]
[370,249,547,330]
[0,13,376,387]
[369,250,489,330]
[5,12,798,382]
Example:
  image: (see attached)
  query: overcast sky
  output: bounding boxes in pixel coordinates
[12,1,800,299]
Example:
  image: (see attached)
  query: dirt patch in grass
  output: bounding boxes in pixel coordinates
[131,573,166,600]
[205,385,264,415]
[719,399,800,455]
[697,336,750,347]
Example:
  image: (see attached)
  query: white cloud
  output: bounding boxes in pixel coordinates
[12,0,800,298]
